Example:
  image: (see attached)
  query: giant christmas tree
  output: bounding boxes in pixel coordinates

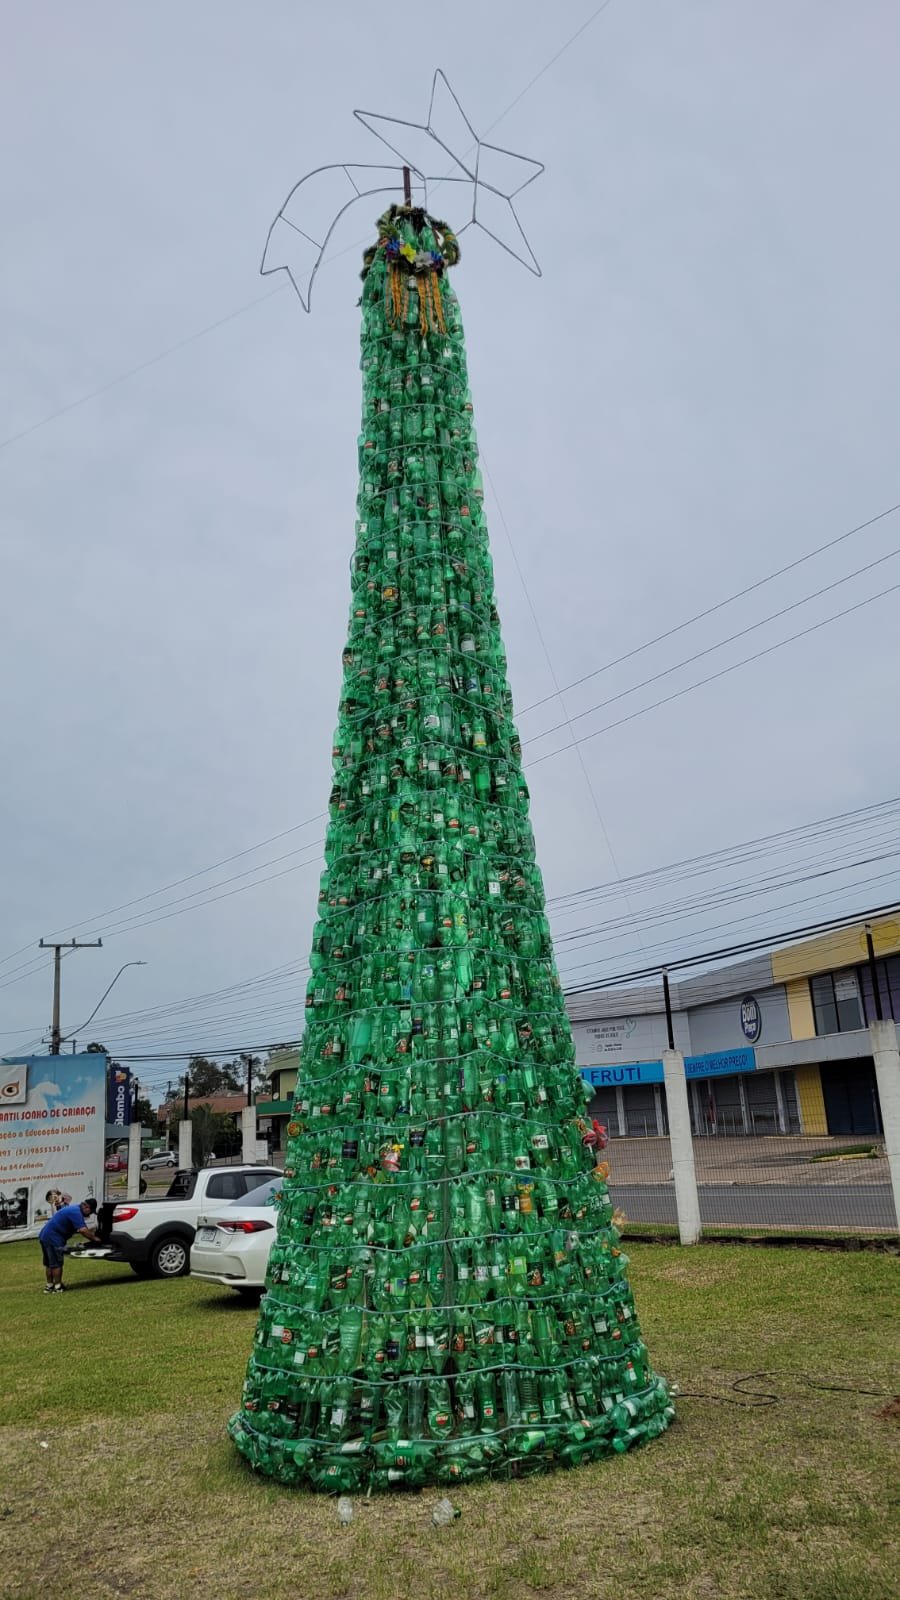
[228,203,674,1489]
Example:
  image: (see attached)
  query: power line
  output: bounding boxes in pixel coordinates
[481,449,640,948]
[527,576,900,766]
[524,542,900,748]
[0,812,327,972]
[517,499,900,718]
[105,896,900,1062]
[0,284,288,456]
[481,1,617,134]
[563,897,900,995]
[1,9,615,460]
[3,793,897,1039]
[65,847,900,1050]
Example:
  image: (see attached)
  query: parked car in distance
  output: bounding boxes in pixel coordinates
[140,1150,178,1170]
[104,1153,128,1172]
[190,1175,282,1299]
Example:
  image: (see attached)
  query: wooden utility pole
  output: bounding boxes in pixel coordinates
[403,165,412,205]
[39,939,102,1054]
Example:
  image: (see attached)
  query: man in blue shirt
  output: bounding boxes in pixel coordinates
[38,1199,98,1293]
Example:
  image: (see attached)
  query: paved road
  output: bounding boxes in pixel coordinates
[608,1182,896,1231]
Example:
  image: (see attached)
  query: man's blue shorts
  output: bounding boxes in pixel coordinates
[41,1240,65,1270]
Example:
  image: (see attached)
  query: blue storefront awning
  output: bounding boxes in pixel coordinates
[581,1046,756,1089]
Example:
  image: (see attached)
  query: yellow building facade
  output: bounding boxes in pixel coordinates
[770,916,900,1136]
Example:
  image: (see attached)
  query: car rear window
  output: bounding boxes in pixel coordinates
[206,1172,251,1201]
[166,1171,197,1199]
[235,1178,282,1208]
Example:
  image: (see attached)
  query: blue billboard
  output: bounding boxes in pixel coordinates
[106,1064,133,1127]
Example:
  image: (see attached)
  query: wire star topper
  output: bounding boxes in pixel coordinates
[261,70,544,311]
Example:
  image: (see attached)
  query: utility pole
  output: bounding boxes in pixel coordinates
[865,924,884,1022]
[183,1070,190,1119]
[39,939,102,1055]
[242,1052,260,1107]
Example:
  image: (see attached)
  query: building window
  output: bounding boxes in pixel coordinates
[810,970,864,1036]
[859,955,900,1024]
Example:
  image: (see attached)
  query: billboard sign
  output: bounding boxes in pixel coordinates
[106,1064,133,1128]
[580,1047,757,1090]
[0,1053,106,1243]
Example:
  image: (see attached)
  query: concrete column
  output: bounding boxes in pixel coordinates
[653,1084,666,1137]
[689,1080,703,1135]
[662,1049,702,1245]
[242,1104,262,1165]
[773,1070,788,1135]
[178,1119,193,1169]
[126,1122,142,1200]
[737,1075,751,1135]
[868,1019,900,1233]
[614,1086,626,1137]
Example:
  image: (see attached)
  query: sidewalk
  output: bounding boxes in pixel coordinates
[605,1135,890,1188]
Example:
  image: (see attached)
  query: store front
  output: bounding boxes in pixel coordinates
[819,1060,882,1135]
[579,1050,801,1138]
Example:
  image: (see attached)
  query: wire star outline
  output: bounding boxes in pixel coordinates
[260,70,543,312]
[353,69,544,276]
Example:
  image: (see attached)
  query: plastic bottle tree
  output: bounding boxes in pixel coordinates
[228,202,674,1490]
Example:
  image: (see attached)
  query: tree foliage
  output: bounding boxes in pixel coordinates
[185,1056,242,1098]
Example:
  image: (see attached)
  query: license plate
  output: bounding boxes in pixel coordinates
[197,1228,218,1244]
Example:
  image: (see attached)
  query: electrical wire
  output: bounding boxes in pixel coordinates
[527,577,900,766]
[0,284,288,456]
[523,542,900,747]
[0,811,327,971]
[674,1370,891,1407]
[81,894,900,1063]
[517,499,900,719]
[481,449,640,950]
[1,6,616,458]
[6,799,898,1053]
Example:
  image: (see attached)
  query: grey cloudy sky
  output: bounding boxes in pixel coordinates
[3,2,899,1091]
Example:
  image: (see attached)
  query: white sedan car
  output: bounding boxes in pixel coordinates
[189,1175,281,1299]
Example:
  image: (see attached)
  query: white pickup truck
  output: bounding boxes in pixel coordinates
[70,1165,280,1280]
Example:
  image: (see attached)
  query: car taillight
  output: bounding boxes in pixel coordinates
[112,1206,139,1222]
[217,1219,273,1233]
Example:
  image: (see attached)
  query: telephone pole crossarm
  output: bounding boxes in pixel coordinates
[38,939,103,1055]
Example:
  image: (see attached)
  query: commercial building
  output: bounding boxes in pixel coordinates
[569,914,898,1138]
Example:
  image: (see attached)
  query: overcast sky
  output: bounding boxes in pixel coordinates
[3,2,899,1093]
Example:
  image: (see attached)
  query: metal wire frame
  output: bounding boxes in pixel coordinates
[261,69,544,311]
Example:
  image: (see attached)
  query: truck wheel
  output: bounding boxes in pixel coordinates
[130,1263,152,1278]
[149,1237,189,1278]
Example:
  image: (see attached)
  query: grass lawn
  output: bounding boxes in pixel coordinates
[0,1243,897,1600]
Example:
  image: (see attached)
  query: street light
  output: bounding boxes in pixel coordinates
[60,961,147,1045]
